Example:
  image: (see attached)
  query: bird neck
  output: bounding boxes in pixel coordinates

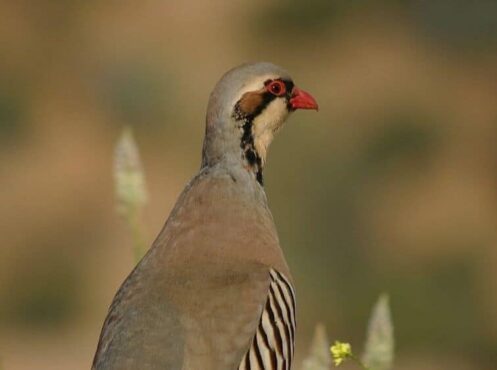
[240,118,265,185]
[201,115,267,186]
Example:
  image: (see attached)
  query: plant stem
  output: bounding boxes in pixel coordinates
[127,206,147,263]
[351,354,370,370]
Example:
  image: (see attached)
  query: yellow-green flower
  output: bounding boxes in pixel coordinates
[330,341,352,366]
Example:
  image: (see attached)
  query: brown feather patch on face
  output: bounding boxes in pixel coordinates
[237,89,265,117]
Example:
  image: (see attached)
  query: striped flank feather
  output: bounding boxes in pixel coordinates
[238,269,296,370]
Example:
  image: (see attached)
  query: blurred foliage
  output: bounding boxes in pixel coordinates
[303,323,332,370]
[391,255,480,349]
[0,87,26,143]
[411,0,497,50]
[362,295,394,370]
[1,250,81,328]
[98,61,175,130]
[363,112,440,172]
[114,127,149,261]
[257,0,405,34]
[306,296,394,369]
[258,0,497,51]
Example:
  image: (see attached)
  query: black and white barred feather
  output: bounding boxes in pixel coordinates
[238,269,296,370]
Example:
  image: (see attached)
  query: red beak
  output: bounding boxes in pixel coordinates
[289,87,319,111]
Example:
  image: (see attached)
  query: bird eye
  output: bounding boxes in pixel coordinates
[266,80,286,97]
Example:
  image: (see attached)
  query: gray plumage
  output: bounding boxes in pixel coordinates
[93,62,317,370]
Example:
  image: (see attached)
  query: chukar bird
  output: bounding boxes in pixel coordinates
[93,62,318,370]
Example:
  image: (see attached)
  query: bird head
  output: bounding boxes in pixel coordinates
[202,62,318,184]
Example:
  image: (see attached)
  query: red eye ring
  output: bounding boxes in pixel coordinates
[266,80,286,97]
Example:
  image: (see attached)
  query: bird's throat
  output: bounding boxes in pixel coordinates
[240,119,264,185]
[233,91,286,186]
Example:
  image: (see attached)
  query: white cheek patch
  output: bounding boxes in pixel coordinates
[252,98,290,164]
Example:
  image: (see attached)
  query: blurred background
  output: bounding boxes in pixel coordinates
[1,1,497,369]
